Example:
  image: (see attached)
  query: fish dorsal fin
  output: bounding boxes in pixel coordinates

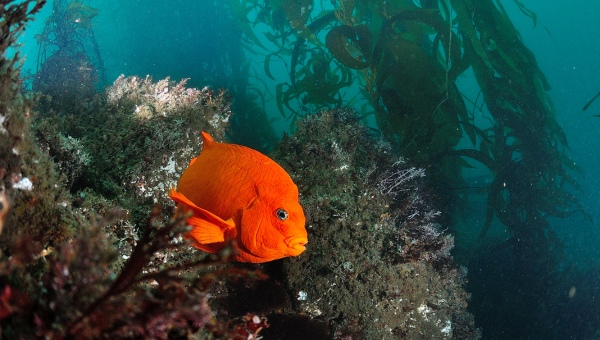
[187,131,214,167]
[201,131,215,146]
[169,188,236,245]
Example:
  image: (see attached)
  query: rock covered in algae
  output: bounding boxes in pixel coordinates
[0,2,79,250]
[29,73,236,268]
[33,74,232,225]
[2,16,477,335]
[101,74,232,204]
[0,59,244,336]
[272,109,481,339]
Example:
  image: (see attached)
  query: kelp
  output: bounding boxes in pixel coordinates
[282,0,321,47]
[33,0,105,110]
[229,2,584,322]
[464,0,581,237]
[582,89,600,112]
[289,11,336,87]
[64,1,99,29]
[325,24,371,70]
[228,0,268,50]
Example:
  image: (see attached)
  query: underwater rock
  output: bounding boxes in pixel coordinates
[102,75,232,206]
[29,73,237,276]
[272,109,480,339]
[34,74,232,225]
[1,10,238,333]
[0,2,79,251]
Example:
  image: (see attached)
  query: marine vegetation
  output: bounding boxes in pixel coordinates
[582,89,600,113]
[272,109,479,338]
[32,0,105,111]
[0,2,264,337]
[34,74,232,227]
[1,1,482,337]
[230,0,587,336]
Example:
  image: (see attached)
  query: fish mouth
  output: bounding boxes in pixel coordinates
[284,236,308,256]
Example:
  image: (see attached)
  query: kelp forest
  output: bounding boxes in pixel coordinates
[31,0,104,111]
[1,0,596,338]
[230,0,587,337]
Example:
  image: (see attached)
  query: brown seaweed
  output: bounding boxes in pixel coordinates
[582,89,600,111]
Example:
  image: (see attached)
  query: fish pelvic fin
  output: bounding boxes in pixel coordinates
[169,188,236,245]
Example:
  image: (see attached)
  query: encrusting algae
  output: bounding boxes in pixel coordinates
[170,131,308,263]
[0,1,480,338]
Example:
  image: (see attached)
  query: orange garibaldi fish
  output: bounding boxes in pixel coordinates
[169,131,308,263]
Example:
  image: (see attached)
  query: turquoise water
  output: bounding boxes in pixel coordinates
[15,0,600,338]
[511,0,600,259]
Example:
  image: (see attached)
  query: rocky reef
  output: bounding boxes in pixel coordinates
[270,109,479,339]
[2,61,480,340]
[0,1,478,338]
[1,3,244,334]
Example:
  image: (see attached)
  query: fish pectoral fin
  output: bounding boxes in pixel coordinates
[169,188,236,245]
[184,234,221,253]
[187,216,227,244]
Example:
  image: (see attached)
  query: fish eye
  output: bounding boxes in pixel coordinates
[276,208,289,221]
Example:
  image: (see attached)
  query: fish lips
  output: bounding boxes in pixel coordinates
[284,235,308,256]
